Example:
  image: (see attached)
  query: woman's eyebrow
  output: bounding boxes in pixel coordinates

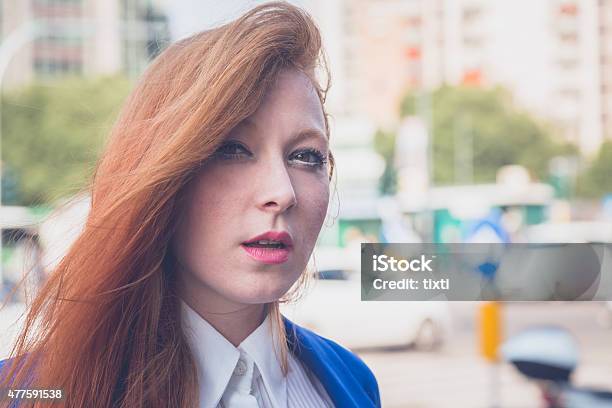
[292,128,327,145]
[240,117,327,144]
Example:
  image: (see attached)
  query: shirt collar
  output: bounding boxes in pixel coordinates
[181,300,287,408]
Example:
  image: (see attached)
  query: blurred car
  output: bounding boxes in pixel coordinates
[281,247,451,351]
[0,206,46,303]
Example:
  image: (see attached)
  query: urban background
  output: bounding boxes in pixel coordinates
[1,0,612,407]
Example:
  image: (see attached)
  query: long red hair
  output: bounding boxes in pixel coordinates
[1,3,331,407]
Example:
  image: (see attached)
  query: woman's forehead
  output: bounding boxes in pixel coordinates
[232,70,326,140]
[238,115,327,145]
[261,70,323,114]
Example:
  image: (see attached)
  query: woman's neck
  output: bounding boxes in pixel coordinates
[182,294,267,347]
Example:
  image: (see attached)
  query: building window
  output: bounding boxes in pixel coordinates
[404,15,422,27]
[33,0,82,4]
[404,46,421,60]
[559,88,581,101]
[559,31,579,43]
[464,35,484,48]
[559,3,579,16]
[558,58,579,69]
[34,58,82,77]
[462,6,482,23]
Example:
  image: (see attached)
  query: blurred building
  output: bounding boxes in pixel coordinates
[599,0,612,140]
[0,0,169,89]
[122,0,170,77]
[306,0,445,127]
[439,0,601,155]
[307,0,610,155]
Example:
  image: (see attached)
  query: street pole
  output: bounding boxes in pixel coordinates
[479,301,503,408]
[416,89,434,241]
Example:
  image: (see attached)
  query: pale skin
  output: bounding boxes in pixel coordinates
[172,68,330,346]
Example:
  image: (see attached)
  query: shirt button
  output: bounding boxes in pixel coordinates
[234,359,247,376]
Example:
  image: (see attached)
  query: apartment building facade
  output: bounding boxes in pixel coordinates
[0,0,169,90]
[308,0,608,154]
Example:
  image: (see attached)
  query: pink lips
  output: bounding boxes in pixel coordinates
[241,231,293,265]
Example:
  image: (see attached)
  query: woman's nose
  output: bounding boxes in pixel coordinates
[255,159,297,213]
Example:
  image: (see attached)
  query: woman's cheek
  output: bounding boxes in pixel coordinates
[193,164,251,208]
[299,177,330,237]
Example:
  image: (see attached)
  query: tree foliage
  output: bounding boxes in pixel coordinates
[2,76,131,205]
[373,129,398,195]
[395,85,576,185]
[576,141,612,198]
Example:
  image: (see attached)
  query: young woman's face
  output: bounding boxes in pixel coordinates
[173,69,330,309]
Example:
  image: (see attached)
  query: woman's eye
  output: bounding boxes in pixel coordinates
[290,148,328,168]
[214,142,251,160]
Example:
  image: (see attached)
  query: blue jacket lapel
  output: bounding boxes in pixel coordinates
[283,317,380,408]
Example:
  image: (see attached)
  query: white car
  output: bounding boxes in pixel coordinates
[281,247,451,351]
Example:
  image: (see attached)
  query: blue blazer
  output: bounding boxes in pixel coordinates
[283,317,381,407]
[0,318,381,407]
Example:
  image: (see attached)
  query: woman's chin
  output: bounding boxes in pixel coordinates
[228,284,292,305]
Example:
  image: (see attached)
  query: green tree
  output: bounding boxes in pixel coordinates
[576,141,612,198]
[398,85,576,184]
[2,76,131,205]
[373,129,397,195]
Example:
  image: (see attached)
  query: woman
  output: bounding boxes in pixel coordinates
[0,2,380,407]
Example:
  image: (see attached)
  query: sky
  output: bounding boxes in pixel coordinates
[161,0,307,41]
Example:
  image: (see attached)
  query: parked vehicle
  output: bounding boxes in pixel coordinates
[0,206,46,303]
[281,247,451,350]
[502,326,612,408]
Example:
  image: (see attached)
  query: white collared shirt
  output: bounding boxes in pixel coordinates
[181,301,334,408]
